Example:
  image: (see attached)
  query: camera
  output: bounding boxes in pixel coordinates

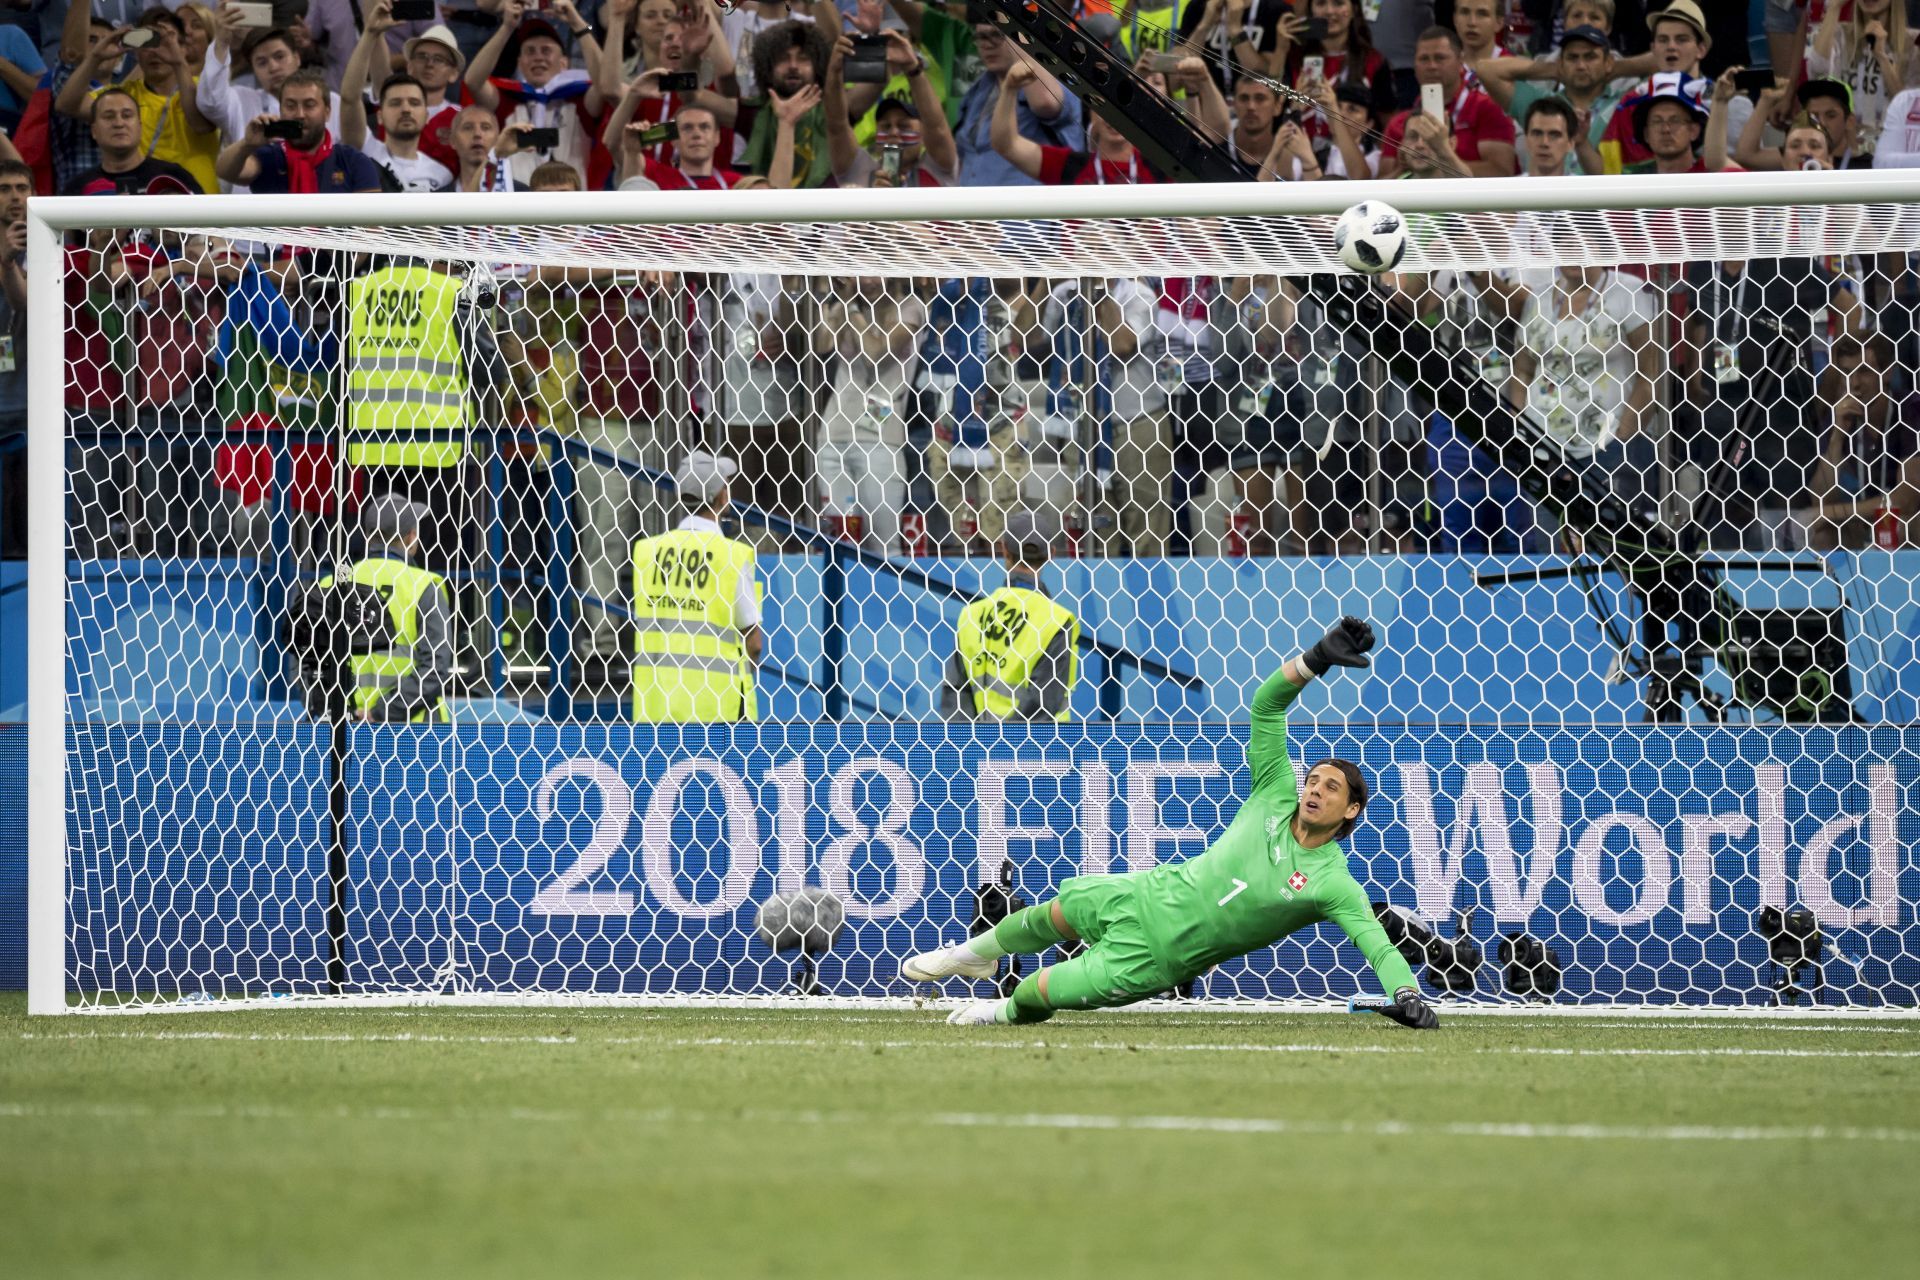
[121,28,156,49]
[518,126,561,151]
[878,143,902,180]
[263,119,306,141]
[634,121,678,146]
[845,34,889,84]
[1497,932,1563,1000]
[659,70,699,93]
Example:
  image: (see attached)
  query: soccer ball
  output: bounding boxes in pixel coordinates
[1333,201,1409,274]
[754,887,847,954]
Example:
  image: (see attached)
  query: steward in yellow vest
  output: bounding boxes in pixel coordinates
[320,494,455,723]
[630,452,763,722]
[946,508,1080,721]
[346,263,472,470]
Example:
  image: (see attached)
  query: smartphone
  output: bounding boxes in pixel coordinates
[263,119,305,140]
[1734,68,1777,97]
[1302,17,1329,43]
[636,121,679,146]
[389,0,434,19]
[658,70,699,92]
[232,1,275,27]
[845,34,889,84]
[1300,55,1325,83]
[120,27,155,49]
[1148,51,1183,72]
[519,126,561,151]
[1421,81,1445,120]
[879,142,902,179]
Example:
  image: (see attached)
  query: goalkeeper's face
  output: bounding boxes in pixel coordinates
[1302,761,1367,839]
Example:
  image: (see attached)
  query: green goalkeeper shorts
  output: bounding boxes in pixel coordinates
[1050,873,1175,1008]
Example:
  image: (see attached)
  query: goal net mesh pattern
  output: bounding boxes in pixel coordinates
[39,184,1920,1011]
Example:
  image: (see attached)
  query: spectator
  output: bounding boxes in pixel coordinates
[64,85,203,193]
[610,0,689,78]
[0,12,46,132]
[197,18,337,161]
[1378,26,1517,177]
[1596,0,1724,172]
[1735,77,1850,169]
[1181,0,1286,92]
[826,30,956,186]
[1806,333,1920,548]
[1623,72,1719,174]
[441,101,522,190]
[1286,75,1381,176]
[0,161,25,557]
[56,10,220,193]
[175,2,213,68]
[1518,93,1579,176]
[1228,73,1282,170]
[303,0,437,93]
[1258,103,1324,180]
[1807,0,1920,161]
[942,508,1078,721]
[1276,0,1396,135]
[812,277,926,555]
[343,7,467,177]
[1671,302,1820,552]
[602,0,742,166]
[1875,78,1920,165]
[1452,0,1518,85]
[1479,22,1623,172]
[1502,264,1661,467]
[465,0,608,188]
[46,12,119,193]
[343,72,453,192]
[215,68,385,192]
[1717,76,1833,174]
[722,0,818,101]
[951,15,1082,187]
[630,450,763,723]
[990,54,1224,185]
[1372,0,1435,106]
[623,101,743,188]
[740,17,840,188]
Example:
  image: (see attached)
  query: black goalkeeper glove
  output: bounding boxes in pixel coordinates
[1385,986,1439,1030]
[1302,616,1376,676]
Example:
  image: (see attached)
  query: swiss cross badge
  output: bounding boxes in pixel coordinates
[1288,871,1308,892]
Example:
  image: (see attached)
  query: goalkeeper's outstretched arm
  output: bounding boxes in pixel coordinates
[1248,618,1376,796]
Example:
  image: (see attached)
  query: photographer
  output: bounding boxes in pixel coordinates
[215,69,385,192]
[1806,334,1920,551]
[826,29,955,187]
[326,494,455,724]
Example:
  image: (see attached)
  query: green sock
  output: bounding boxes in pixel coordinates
[1006,973,1055,1024]
[962,903,1069,962]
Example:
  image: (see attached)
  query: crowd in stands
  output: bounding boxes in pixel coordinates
[4,0,1920,585]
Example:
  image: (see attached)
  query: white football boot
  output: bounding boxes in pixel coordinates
[901,944,998,984]
[946,999,1006,1026]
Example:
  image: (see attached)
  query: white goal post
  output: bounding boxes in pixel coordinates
[27,172,1920,1015]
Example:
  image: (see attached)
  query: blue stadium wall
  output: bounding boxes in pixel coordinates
[8,721,1918,1004]
[4,551,1919,999]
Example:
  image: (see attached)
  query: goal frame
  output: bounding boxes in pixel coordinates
[29,169,1920,1017]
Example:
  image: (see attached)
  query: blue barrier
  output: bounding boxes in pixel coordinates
[19,550,1920,725]
[26,720,1918,1005]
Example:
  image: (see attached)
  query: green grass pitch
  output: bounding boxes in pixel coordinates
[4,994,1917,1278]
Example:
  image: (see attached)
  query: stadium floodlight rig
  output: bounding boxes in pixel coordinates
[999,0,1849,722]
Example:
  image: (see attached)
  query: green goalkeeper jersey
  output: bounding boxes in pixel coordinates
[1129,670,1419,996]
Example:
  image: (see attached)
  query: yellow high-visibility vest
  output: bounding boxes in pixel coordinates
[319,556,452,723]
[1118,3,1180,57]
[955,586,1080,721]
[347,266,469,468]
[631,528,759,722]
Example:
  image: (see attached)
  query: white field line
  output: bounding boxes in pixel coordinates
[0,1099,1911,1145]
[18,1029,1920,1060]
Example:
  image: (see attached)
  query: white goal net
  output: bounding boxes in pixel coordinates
[27,176,1920,1013]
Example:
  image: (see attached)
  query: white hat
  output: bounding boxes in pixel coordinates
[675,450,739,502]
[404,24,466,74]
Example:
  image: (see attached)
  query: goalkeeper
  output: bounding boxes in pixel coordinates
[903,617,1437,1030]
